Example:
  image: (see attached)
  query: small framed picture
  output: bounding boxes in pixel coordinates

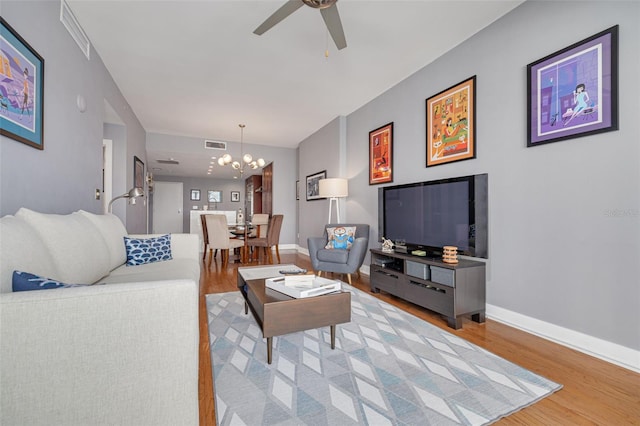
[208,190,222,203]
[190,189,201,201]
[231,191,240,202]
[306,170,326,201]
[134,156,144,188]
[369,122,393,185]
[296,180,300,201]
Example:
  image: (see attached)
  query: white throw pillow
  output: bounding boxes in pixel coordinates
[15,208,111,284]
[0,215,58,293]
[77,210,128,271]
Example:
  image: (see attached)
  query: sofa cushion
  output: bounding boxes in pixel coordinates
[12,271,87,291]
[124,234,173,266]
[325,226,356,250]
[0,215,59,293]
[100,258,200,285]
[77,210,128,271]
[15,208,111,284]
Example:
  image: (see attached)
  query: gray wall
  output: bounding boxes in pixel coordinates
[147,132,298,244]
[154,175,245,233]
[303,2,639,351]
[298,116,347,249]
[0,1,148,232]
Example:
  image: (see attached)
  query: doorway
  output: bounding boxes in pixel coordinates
[152,181,184,233]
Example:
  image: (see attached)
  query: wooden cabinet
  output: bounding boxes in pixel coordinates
[370,249,486,329]
[245,175,262,217]
[261,162,273,216]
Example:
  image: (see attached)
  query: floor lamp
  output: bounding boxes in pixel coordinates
[108,187,144,213]
[319,178,348,223]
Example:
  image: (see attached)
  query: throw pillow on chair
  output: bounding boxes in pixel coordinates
[325,226,356,250]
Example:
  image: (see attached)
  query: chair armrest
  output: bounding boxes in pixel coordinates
[307,237,326,269]
[346,237,369,269]
[128,233,198,260]
[0,280,199,425]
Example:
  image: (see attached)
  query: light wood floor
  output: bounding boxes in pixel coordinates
[198,251,640,425]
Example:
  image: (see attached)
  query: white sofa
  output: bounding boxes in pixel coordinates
[0,208,200,426]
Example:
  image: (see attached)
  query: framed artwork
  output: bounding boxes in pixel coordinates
[231,191,240,202]
[134,156,144,188]
[208,190,222,203]
[527,25,618,147]
[0,17,45,150]
[296,180,300,201]
[369,122,393,185]
[190,189,201,201]
[306,170,326,201]
[426,76,476,167]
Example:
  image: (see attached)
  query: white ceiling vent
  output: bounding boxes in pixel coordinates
[205,140,227,150]
[60,0,91,60]
[157,159,179,165]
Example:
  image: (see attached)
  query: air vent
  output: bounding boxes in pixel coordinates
[205,140,227,150]
[60,0,90,60]
[157,159,179,165]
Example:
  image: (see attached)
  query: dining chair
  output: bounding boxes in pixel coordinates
[247,214,283,264]
[204,214,245,266]
[200,214,215,261]
[250,213,269,238]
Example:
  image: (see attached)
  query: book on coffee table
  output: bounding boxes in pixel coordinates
[265,276,342,299]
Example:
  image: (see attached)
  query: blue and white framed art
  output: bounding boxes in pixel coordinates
[0,17,45,150]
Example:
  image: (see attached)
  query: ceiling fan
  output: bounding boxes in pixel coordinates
[253,0,347,50]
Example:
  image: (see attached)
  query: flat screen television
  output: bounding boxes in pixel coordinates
[378,174,488,258]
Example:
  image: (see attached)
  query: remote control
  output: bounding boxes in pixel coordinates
[279,269,307,275]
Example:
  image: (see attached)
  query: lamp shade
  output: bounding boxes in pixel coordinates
[319,178,348,198]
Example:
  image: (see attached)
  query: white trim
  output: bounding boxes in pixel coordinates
[60,0,90,60]
[486,304,640,373]
[297,247,638,372]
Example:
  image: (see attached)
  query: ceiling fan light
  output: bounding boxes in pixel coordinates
[243,153,253,163]
[302,0,337,9]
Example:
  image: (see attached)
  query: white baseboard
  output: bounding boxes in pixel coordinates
[295,247,638,372]
[486,304,640,373]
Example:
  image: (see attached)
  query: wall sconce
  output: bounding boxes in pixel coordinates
[108,187,144,213]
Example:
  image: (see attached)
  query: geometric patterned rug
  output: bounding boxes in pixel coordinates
[206,285,561,425]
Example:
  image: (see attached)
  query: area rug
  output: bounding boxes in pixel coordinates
[206,285,561,425]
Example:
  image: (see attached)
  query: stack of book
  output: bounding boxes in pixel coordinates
[265,275,342,298]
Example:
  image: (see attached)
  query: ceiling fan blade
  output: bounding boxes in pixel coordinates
[320,4,347,50]
[253,0,305,35]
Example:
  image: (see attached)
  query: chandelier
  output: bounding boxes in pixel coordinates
[217,124,265,175]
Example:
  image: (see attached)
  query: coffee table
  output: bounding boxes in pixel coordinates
[237,265,351,364]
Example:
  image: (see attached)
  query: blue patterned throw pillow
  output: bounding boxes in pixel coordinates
[12,271,83,292]
[124,234,173,266]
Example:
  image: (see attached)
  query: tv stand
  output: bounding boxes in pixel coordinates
[370,248,486,329]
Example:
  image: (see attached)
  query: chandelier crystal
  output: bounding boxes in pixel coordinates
[217,124,265,175]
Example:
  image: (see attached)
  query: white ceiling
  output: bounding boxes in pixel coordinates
[67,0,523,178]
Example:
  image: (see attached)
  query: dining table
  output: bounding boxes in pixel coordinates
[230,224,255,263]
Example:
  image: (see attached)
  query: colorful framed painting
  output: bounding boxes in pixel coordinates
[306,170,326,201]
[426,76,476,167]
[369,122,393,185]
[0,18,45,150]
[527,26,618,147]
[134,156,144,188]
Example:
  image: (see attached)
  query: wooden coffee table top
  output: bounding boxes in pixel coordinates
[238,265,351,339]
